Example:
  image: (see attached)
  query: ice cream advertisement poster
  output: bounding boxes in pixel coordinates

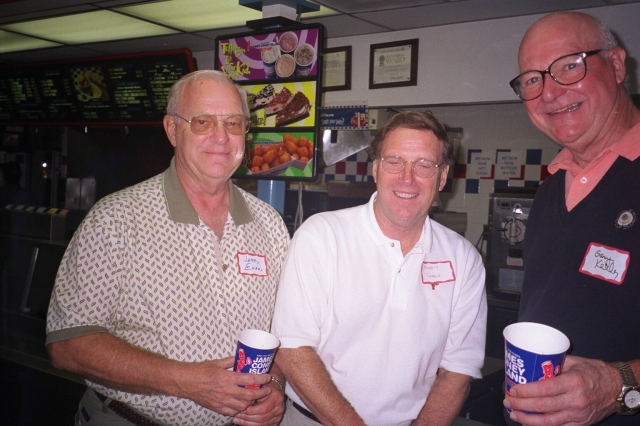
[244,81,316,128]
[236,131,315,178]
[217,28,320,81]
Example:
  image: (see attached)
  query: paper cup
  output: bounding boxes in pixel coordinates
[278,31,298,54]
[275,54,295,78]
[261,45,280,79]
[294,43,316,76]
[504,322,570,413]
[234,329,280,388]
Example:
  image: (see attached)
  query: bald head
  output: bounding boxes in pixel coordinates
[513,11,640,166]
[518,12,617,70]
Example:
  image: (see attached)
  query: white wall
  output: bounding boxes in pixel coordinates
[195,3,640,106]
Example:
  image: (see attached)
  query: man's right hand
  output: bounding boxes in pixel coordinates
[48,334,274,418]
[175,356,274,416]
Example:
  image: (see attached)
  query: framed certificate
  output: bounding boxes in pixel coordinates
[369,39,418,89]
[322,46,351,91]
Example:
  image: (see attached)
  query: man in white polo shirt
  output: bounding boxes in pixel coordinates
[272,110,487,426]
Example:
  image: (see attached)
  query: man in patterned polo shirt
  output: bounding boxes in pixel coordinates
[46,70,289,426]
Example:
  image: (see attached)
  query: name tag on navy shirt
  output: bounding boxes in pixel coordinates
[579,242,630,285]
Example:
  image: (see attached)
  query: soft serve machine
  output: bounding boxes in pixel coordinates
[486,189,536,295]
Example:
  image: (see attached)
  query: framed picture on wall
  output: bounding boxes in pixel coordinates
[369,39,418,89]
[322,46,351,91]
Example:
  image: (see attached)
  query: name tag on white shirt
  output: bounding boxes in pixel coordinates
[422,261,456,290]
[579,242,630,285]
[237,252,268,276]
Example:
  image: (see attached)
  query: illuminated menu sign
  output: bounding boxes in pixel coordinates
[0,49,196,125]
[216,24,323,181]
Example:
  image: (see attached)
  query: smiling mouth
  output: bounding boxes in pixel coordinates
[394,191,417,199]
[550,103,581,115]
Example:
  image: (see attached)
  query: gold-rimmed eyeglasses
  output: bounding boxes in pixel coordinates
[174,114,251,135]
[380,156,442,178]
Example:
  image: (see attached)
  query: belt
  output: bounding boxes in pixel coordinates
[94,390,162,426]
[292,400,320,423]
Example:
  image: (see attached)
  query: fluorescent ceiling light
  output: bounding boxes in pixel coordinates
[0,1,337,55]
[0,10,177,45]
[119,0,336,32]
[0,29,61,53]
[119,0,263,31]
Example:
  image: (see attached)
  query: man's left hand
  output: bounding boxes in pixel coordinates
[232,380,285,426]
[504,355,621,425]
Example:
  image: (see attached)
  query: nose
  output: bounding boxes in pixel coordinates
[400,162,415,184]
[539,73,566,103]
[208,120,231,143]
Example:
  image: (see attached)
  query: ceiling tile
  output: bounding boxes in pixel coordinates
[303,14,389,38]
[314,0,444,14]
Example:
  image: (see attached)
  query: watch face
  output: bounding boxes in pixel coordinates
[624,389,640,409]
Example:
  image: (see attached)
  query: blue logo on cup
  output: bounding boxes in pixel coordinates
[504,322,570,414]
[235,347,275,375]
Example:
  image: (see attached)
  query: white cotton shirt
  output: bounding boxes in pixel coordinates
[271,193,487,426]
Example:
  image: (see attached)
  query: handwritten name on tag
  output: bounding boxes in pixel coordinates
[579,242,630,285]
[237,252,268,277]
[422,261,456,289]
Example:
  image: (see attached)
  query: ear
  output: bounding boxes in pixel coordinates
[438,164,450,191]
[163,115,178,148]
[608,46,627,85]
[372,159,379,184]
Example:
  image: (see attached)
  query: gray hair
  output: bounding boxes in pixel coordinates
[166,70,249,118]
[597,19,618,51]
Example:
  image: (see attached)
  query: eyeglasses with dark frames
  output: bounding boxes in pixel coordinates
[509,49,604,101]
[174,114,251,135]
[380,156,443,178]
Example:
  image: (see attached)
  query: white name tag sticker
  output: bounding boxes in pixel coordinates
[422,261,456,289]
[579,242,630,285]
[236,252,268,277]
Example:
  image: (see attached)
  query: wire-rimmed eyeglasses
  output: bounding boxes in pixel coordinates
[380,156,442,178]
[509,49,603,101]
[174,114,251,135]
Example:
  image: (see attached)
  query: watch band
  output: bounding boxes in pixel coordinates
[614,362,640,415]
[614,362,639,387]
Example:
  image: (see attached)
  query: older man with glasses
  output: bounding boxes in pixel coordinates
[504,12,640,426]
[271,110,487,426]
[46,70,289,426]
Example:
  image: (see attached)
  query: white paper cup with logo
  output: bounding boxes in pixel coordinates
[275,54,295,78]
[504,322,570,414]
[234,329,280,388]
[294,43,316,76]
[278,31,298,55]
[261,45,281,79]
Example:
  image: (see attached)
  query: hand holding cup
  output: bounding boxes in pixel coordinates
[234,329,280,389]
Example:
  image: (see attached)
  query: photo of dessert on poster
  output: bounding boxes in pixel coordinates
[245,81,316,128]
[217,27,319,81]
[236,131,315,177]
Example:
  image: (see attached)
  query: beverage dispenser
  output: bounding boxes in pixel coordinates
[486,189,536,295]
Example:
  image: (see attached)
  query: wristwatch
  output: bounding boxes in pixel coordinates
[614,362,640,415]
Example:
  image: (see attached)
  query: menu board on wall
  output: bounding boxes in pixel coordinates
[0,49,196,126]
[216,24,323,181]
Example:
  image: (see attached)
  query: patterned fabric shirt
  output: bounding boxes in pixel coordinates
[46,158,290,425]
